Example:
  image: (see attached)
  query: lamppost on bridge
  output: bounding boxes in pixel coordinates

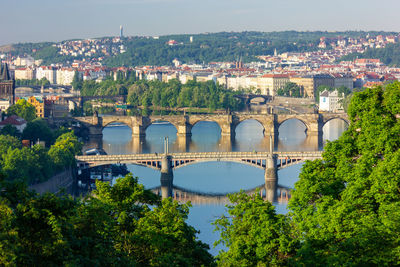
[164,137,169,155]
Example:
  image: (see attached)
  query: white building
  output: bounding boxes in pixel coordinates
[319,90,344,112]
[14,67,35,80]
[56,68,75,85]
[0,99,11,112]
[36,66,57,84]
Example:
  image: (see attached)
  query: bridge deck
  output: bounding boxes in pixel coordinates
[75,151,322,162]
[76,151,323,166]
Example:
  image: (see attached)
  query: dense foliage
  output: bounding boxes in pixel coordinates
[214,192,297,266]
[75,75,243,112]
[6,31,394,67]
[0,129,81,184]
[339,43,400,66]
[215,82,400,265]
[15,77,50,87]
[6,99,36,122]
[0,174,214,266]
[276,82,303,97]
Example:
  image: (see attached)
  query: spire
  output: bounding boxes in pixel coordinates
[0,63,10,80]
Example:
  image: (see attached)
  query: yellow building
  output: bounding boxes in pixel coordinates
[26,96,50,118]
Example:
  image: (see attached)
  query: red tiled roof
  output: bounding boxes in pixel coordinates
[0,115,27,126]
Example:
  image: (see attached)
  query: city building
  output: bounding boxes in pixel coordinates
[0,63,15,104]
[36,66,57,84]
[25,96,51,118]
[14,67,35,80]
[56,68,75,85]
[0,115,27,133]
[319,89,344,112]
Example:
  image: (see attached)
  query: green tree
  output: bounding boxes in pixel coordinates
[289,82,400,265]
[214,192,297,266]
[0,125,21,138]
[277,82,303,97]
[0,135,21,156]
[1,147,43,184]
[22,118,54,146]
[6,99,36,122]
[48,132,82,170]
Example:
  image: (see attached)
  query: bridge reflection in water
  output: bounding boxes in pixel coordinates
[151,181,292,205]
[76,147,322,204]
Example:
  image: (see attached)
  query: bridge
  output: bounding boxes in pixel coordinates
[54,112,348,143]
[75,151,322,171]
[76,146,323,201]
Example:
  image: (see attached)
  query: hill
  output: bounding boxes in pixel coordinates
[338,43,400,66]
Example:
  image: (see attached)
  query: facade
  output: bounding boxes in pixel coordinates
[36,66,57,84]
[289,76,314,98]
[290,74,334,98]
[14,67,35,80]
[56,68,75,85]
[258,74,290,96]
[0,99,11,112]
[0,115,27,133]
[46,96,70,117]
[319,89,344,112]
[0,63,15,104]
[25,96,51,118]
[332,73,354,89]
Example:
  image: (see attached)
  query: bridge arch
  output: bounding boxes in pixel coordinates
[233,118,266,136]
[145,119,178,133]
[101,117,134,131]
[276,118,310,135]
[322,116,350,128]
[191,120,222,135]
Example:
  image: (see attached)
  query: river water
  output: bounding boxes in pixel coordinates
[99,118,347,255]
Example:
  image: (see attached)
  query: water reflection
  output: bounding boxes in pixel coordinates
[100,120,331,154]
[95,118,347,256]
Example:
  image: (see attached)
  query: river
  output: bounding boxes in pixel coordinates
[99,118,347,255]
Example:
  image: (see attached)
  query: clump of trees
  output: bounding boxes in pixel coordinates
[0,174,214,266]
[276,82,303,97]
[0,131,81,185]
[214,82,400,265]
[6,99,36,122]
[74,74,243,112]
[15,77,50,87]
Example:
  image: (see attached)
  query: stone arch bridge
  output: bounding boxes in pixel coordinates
[65,112,348,140]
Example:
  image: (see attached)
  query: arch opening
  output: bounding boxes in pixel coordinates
[277,119,307,149]
[234,119,266,151]
[102,122,133,154]
[145,121,178,152]
[322,118,348,142]
[191,121,221,151]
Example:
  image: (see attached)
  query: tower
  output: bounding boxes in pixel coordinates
[120,25,123,38]
[0,63,15,104]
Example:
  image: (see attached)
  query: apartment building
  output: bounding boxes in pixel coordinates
[14,67,35,80]
[36,66,57,84]
[56,68,75,85]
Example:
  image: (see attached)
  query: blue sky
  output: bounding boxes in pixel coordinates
[0,0,399,45]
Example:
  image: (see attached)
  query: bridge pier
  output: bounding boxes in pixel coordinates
[265,155,277,181]
[265,179,277,203]
[176,135,191,152]
[176,123,192,137]
[160,155,173,199]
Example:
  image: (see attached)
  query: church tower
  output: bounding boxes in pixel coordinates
[0,63,15,104]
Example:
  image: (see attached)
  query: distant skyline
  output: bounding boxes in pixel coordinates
[0,0,399,46]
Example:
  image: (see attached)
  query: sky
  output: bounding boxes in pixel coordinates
[0,0,399,45]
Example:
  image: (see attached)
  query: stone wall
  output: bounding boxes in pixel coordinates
[29,168,75,194]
